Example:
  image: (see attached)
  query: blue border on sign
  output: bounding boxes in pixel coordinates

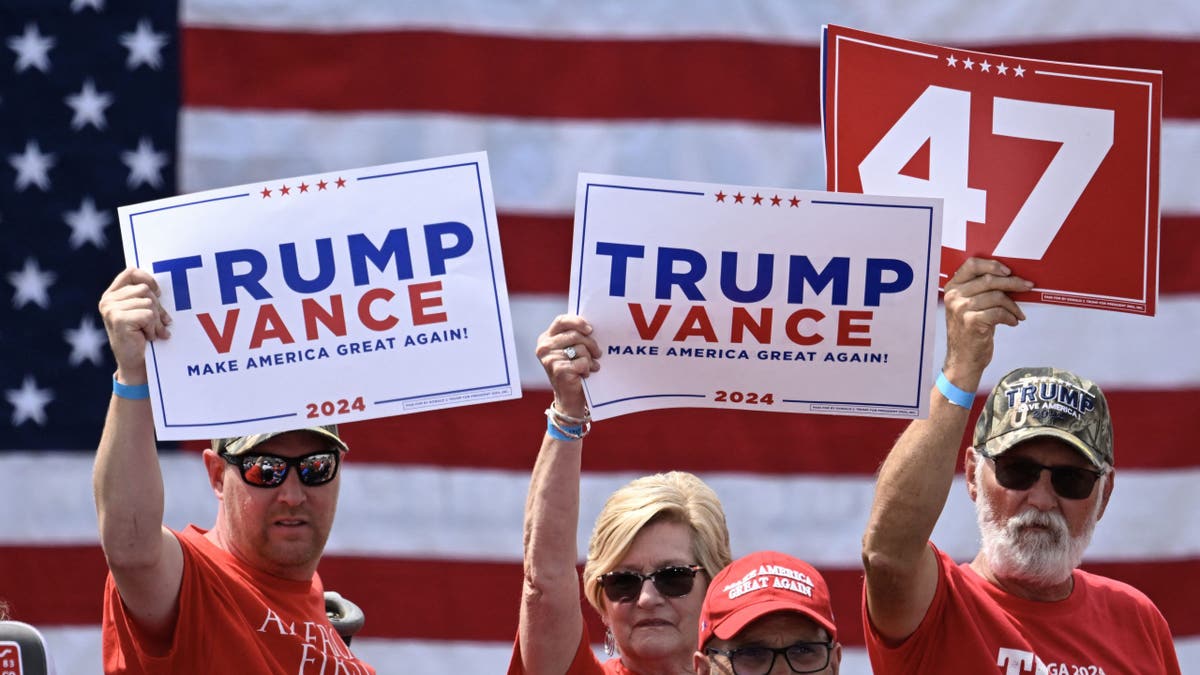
[575,186,936,412]
[129,160,512,430]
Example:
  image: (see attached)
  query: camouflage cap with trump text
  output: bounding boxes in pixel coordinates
[213,424,348,456]
[974,367,1113,467]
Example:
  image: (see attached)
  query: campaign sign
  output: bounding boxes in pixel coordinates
[0,642,21,675]
[570,174,942,421]
[117,152,521,440]
[822,24,1162,315]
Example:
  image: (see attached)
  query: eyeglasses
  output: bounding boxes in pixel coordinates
[982,453,1105,500]
[597,564,704,603]
[220,449,341,488]
[705,641,834,675]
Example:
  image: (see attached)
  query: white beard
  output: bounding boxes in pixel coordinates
[975,470,1104,586]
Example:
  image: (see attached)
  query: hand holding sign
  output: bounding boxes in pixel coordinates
[822,25,1162,315]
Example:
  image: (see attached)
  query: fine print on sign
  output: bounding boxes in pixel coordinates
[117,152,521,440]
[569,173,942,422]
[822,24,1162,315]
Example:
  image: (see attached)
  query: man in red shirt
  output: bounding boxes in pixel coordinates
[861,258,1179,674]
[96,268,374,674]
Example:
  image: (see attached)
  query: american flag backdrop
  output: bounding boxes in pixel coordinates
[1,2,1198,673]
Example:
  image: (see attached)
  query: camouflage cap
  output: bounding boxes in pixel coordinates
[973,367,1113,467]
[212,424,348,456]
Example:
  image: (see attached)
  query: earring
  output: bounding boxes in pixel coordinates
[604,627,616,657]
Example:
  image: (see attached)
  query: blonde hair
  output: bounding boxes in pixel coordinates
[582,471,732,614]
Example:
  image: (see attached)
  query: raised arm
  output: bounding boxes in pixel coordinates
[94,268,184,643]
[862,258,1032,642]
[518,315,602,675]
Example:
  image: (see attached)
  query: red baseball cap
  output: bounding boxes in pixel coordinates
[698,551,837,647]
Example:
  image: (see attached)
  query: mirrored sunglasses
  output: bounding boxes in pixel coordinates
[221,449,341,488]
[598,564,703,603]
[985,454,1104,500]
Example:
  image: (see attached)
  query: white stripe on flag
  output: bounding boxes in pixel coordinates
[181,0,1200,42]
[179,112,1200,216]
[5,453,1198,564]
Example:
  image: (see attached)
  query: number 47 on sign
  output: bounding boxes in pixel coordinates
[822,24,1162,315]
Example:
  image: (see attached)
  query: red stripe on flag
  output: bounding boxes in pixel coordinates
[498,213,1200,295]
[320,389,1200,472]
[5,548,1196,646]
[181,31,1200,121]
[181,29,814,123]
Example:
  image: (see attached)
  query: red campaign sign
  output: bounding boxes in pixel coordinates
[822,24,1162,315]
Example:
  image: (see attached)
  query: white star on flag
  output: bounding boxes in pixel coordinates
[5,375,54,427]
[1014,64,1026,77]
[980,60,992,72]
[71,0,105,12]
[64,196,111,249]
[8,140,56,192]
[65,315,107,367]
[119,19,168,70]
[963,57,975,70]
[997,62,1009,75]
[121,136,168,189]
[7,258,57,310]
[946,54,958,67]
[64,79,114,131]
[6,23,55,74]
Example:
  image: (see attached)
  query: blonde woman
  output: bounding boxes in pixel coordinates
[508,315,732,675]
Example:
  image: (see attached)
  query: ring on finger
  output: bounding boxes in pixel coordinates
[563,346,579,360]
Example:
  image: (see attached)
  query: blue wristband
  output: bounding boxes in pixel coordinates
[935,371,974,409]
[112,374,150,400]
[546,416,584,442]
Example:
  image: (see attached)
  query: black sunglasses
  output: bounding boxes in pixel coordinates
[220,449,341,488]
[982,453,1105,500]
[598,564,703,603]
[705,641,834,675]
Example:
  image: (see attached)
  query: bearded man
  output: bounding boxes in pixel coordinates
[860,258,1180,675]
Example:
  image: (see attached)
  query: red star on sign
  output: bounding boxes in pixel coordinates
[317,180,328,191]
[733,192,745,203]
[280,185,291,195]
[715,191,726,202]
[770,194,782,206]
[752,193,763,205]
[260,187,271,199]
[336,177,347,188]
[298,182,309,193]
[789,196,801,207]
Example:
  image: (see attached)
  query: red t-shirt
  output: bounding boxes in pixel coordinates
[102,525,375,674]
[507,618,635,675]
[864,544,1181,675]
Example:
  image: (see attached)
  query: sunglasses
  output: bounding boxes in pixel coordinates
[982,453,1105,500]
[598,564,704,603]
[220,449,341,488]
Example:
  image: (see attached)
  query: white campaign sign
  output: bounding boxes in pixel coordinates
[569,173,943,421]
[117,152,521,440]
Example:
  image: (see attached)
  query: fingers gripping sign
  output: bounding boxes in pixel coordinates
[99,268,173,383]
[942,258,1034,384]
[535,314,601,418]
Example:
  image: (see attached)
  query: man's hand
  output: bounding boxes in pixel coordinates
[942,258,1033,389]
[98,268,171,384]
[534,314,600,418]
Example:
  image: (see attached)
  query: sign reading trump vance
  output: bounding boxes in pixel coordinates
[118,152,520,440]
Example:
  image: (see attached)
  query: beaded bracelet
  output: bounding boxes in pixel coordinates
[544,401,592,440]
